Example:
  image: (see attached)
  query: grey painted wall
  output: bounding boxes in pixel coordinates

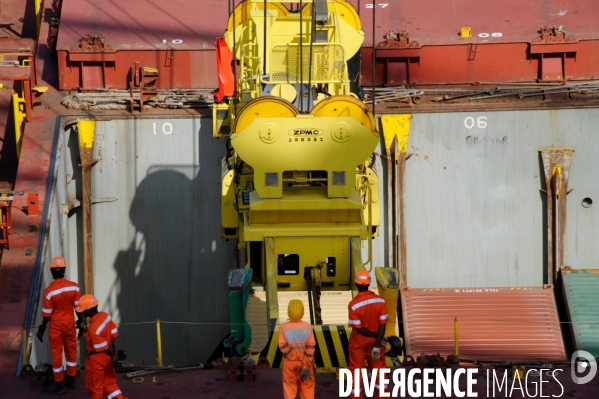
[31,108,599,367]
[34,118,234,367]
[405,109,599,288]
[79,118,234,366]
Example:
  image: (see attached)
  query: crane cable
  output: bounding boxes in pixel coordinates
[299,0,303,112]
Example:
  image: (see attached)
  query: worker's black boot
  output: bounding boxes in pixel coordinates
[42,381,66,394]
[64,375,76,388]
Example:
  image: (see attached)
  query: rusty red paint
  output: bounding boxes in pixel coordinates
[56,0,228,90]
[26,193,38,217]
[352,0,599,46]
[352,0,599,85]
[400,287,567,361]
[55,0,599,89]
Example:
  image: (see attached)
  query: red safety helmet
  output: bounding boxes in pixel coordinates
[354,270,371,286]
[50,256,66,269]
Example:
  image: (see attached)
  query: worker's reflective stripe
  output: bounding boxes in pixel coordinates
[283,328,310,344]
[355,275,370,281]
[348,319,361,325]
[96,315,112,335]
[280,347,292,356]
[111,327,118,335]
[279,343,289,351]
[66,361,77,367]
[379,314,388,321]
[93,341,108,349]
[107,389,122,399]
[305,353,314,358]
[289,344,306,350]
[42,308,53,314]
[351,298,385,311]
[46,286,79,300]
[53,366,63,372]
[305,344,316,349]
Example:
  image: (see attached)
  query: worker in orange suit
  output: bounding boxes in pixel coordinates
[37,255,83,394]
[76,294,128,399]
[347,270,388,398]
[279,299,316,399]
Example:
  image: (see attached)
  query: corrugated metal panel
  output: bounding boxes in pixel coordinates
[56,118,235,366]
[561,268,599,357]
[406,109,599,288]
[401,287,566,361]
[30,130,74,368]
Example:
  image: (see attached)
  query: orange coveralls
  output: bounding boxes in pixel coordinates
[84,312,127,399]
[42,279,81,383]
[278,320,316,399]
[348,290,388,398]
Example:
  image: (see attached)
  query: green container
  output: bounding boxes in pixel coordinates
[561,268,599,357]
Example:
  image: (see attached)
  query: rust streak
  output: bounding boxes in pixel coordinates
[397,150,407,290]
[79,145,94,295]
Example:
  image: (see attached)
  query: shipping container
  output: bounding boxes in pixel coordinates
[28,117,235,367]
[400,286,567,361]
[560,267,599,358]
[56,0,227,90]
[14,0,599,385]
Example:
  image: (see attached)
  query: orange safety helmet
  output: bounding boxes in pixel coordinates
[50,256,67,269]
[354,270,371,286]
[76,294,98,313]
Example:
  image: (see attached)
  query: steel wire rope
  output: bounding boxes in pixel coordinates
[307,0,316,110]
[299,0,304,112]
[263,0,267,76]
[371,0,375,121]
[232,0,238,117]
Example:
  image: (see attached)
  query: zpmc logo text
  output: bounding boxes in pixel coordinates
[288,128,324,136]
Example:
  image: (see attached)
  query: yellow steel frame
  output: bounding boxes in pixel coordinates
[35,0,44,39]
[11,89,26,159]
[214,1,404,370]
[214,0,365,137]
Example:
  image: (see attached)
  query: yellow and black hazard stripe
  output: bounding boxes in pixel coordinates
[313,325,350,368]
[259,324,351,368]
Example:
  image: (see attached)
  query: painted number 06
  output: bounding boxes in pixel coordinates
[153,122,173,135]
[464,116,487,129]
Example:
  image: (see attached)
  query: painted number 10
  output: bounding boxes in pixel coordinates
[153,122,173,135]
[464,116,488,129]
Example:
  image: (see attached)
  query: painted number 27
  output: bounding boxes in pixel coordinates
[365,4,389,8]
